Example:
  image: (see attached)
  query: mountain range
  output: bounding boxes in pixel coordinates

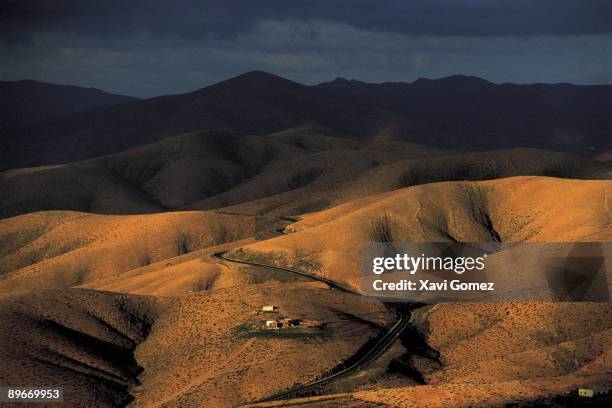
[318,75,612,154]
[2,72,611,170]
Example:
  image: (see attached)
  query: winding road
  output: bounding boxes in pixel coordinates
[257,305,412,402]
[211,249,413,403]
[210,251,350,292]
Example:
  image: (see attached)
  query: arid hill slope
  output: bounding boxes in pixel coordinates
[335,302,612,408]
[2,71,612,408]
[0,281,394,407]
[3,126,609,219]
[78,243,305,297]
[2,176,609,297]
[0,127,445,218]
[228,176,611,287]
[0,210,254,294]
[0,176,609,407]
[0,288,159,407]
[131,282,392,407]
[188,147,611,216]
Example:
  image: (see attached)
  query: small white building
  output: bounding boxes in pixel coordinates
[261,305,277,312]
[265,320,280,329]
[577,388,610,398]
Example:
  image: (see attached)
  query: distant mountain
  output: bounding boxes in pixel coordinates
[317,75,612,155]
[2,72,611,171]
[0,71,443,170]
[0,79,139,129]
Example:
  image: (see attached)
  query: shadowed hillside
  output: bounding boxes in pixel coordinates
[0,130,278,218]
[5,72,611,171]
[0,289,159,407]
[0,79,138,129]
[2,126,610,219]
[318,75,612,155]
[1,72,441,170]
[0,127,439,217]
[187,146,612,216]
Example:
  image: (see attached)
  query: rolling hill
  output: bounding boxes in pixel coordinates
[130,282,392,407]
[3,176,609,303]
[0,175,610,407]
[2,126,610,219]
[187,144,612,217]
[227,176,612,288]
[316,301,612,408]
[0,130,272,218]
[0,127,444,218]
[251,301,612,407]
[0,210,255,294]
[0,274,393,406]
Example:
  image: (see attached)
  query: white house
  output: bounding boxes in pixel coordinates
[265,320,280,329]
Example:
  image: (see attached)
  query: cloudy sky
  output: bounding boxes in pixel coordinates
[2,0,611,97]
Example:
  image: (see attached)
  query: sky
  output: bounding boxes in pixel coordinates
[2,0,612,97]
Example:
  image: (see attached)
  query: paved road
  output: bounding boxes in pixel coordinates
[211,250,413,403]
[257,307,413,402]
[211,251,351,292]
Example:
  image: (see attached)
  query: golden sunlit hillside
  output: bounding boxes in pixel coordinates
[227,176,611,288]
[0,210,254,294]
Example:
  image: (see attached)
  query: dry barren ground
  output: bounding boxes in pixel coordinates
[0,175,610,407]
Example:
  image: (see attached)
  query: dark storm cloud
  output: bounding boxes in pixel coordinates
[2,0,612,96]
[3,0,612,42]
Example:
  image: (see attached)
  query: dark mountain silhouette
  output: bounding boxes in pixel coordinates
[317,75,612,155]
[3,72,611,171]
[0,71,441,170]
[0,79,139,129]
